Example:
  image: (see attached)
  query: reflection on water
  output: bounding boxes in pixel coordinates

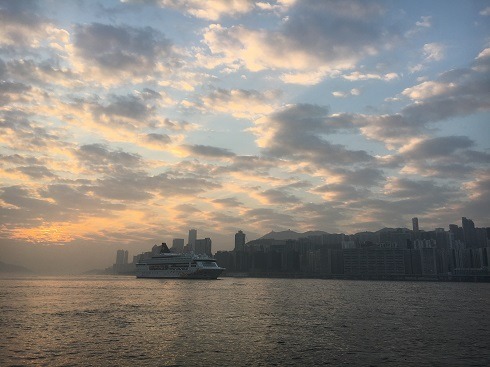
[1,276,489,366]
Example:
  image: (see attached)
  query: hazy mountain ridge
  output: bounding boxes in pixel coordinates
[259,228,412,241]
[0,261,33,274]
[259,230,330,241]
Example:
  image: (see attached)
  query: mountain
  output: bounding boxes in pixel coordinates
[0,261,34,274]
[375,227,410,233]
[259,230,330,241]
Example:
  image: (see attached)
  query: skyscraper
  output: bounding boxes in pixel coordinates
[462,217,477,248]
[235,230,246,252]
[116,249,128,265]
[188,229,197,252]
[195,237,212,256]
[412,217,419,232]
[172,238,184,253]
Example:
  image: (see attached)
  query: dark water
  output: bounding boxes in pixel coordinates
[0,276,489,366]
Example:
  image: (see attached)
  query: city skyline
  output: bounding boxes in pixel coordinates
[1,1,489,273]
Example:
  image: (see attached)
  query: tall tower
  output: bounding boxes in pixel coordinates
[462,217,476,248]
[188,229,197,252]
[116,250,125,265]
[235,230,246,252]
[172,238,185,253]
[412,217,419,232]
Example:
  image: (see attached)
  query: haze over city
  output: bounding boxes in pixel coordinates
[1,0,489,274]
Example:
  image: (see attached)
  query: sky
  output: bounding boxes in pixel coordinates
[1,0,489,273]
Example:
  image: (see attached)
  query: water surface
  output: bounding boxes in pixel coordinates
[1,276,489,366]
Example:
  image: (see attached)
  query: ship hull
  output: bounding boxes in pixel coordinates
[135,265,224,279]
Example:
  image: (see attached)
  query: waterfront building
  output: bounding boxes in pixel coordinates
[343,248,406,276]
[116,250,128,265]
[462,217,477,248]
[188,229,197,252]
[171,238,185,253]
[412,217,419,232]
[235,230,246,252]
[195,237,212,256]
[113,249,133,274]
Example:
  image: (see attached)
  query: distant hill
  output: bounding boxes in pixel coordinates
[259,230,330,241]
[375,227,410,233]
[0,261,34,274]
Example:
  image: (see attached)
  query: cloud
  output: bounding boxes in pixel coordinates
[402,81,455,100]
[423,43,445,62]
[147,172,221,197]
[145,133,172,147]
[2,58,78,88]
[15,165,56,179]
[130,0,257,20]
[73,23,176,79]
[212,197,243,207]
[395,136,489,178]
[458,170,490,220]
[331,167,385,187]
[200,0,396,83]
[399,136,474,159]
[313,183,369,202]
[259,188,300,204]
[191,88,281,118]
[405,15,432,37]
[383,177,455,208]
[94,94,155,121]
[416,15,432,28]
[75,144,143,174]
[293,202,346,231]
[0,109,67,152]
[250,104,371,168]
[39,184,125,213]
[0,0,48,47]
[89,177,154,201]
[0,81,31,106]
[244,207,296,230]
[182,144,236,158]
[160,118,193,132]
[342,71,399,81]
[355,48,490,146]
[332,88,361,98]
[79,91,168,132]
[479,7,490,16]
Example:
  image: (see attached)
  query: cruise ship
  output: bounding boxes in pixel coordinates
[136,243,225,279]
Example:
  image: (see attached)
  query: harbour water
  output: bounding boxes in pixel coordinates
[0,276,489,366]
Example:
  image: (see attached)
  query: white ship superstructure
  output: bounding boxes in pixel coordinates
[136,243,224,279]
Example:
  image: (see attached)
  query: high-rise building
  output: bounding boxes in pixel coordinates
[235,230,246,252]
[462,217,477,248]
[195,238,212,256]
[172,238,185,253]
[116,249,128,265]
[412,217,419,232]
[188,229,197,252]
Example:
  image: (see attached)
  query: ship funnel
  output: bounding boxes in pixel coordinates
[160,243,171,253]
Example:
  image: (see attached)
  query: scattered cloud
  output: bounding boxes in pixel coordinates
[423,42,445,62]
[479,7,490,16]
[182,144,236,158]
[200,1,396,84]
[73,22,177,81]
[416,15,432,28]
[134,0,258,20]
[189,88,281,118]
[332,88,361,98]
